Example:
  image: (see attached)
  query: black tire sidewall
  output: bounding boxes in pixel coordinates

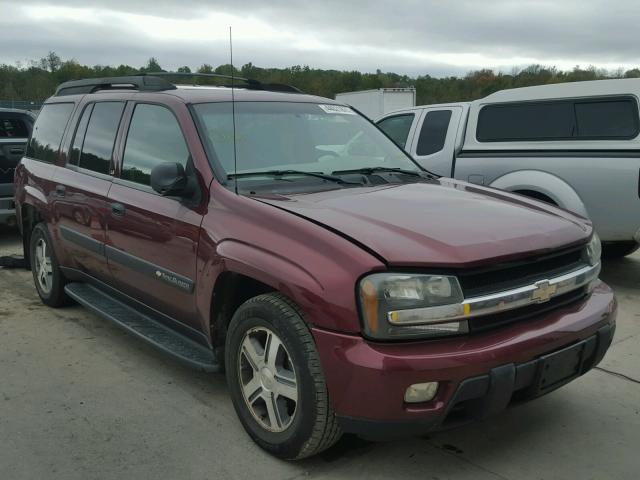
[225,299,321,459]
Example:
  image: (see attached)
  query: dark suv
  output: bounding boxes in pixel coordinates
[14,75,615,460]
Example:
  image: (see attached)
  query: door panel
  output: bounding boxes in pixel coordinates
[51,101,124,281]
[106,183,201,329]
[410,107,462,177]
[105,102,202,332]
[51,167,112,281]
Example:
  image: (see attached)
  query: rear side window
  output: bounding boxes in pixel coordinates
[0,118,29,138]
[377,114,414,148]
[69,104,93,166]
[121,104,189,186]
[416,110,452,156]
[79,102,125,175]
[477,96,640,142]
[26,103,74,163]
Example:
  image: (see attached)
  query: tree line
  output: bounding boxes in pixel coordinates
[2,52,640,106]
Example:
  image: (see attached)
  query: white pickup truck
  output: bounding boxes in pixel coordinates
[377,79,640,258]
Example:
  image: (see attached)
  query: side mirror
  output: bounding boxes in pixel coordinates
[150,162,189,196]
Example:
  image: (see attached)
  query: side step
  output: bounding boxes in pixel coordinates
[64,282,220,372]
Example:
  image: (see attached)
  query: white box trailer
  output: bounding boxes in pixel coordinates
[335,88,416,120]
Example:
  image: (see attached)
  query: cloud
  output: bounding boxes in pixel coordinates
[1,0,639,76]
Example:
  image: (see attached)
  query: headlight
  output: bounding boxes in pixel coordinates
[358,273,468,340]
[583,233,602,266]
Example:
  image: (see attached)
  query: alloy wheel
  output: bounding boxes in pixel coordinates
[34,237,53,295]
[238,326,298,433]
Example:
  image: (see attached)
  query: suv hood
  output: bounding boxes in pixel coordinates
[255,179,591,267]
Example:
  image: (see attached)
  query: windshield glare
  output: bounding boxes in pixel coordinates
[193,101,421,182]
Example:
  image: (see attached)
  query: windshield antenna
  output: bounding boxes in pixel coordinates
[229,26,238,194]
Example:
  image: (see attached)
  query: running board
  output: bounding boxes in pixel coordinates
[64,282,220,372]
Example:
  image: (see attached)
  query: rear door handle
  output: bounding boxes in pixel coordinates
[9,148,24,155]
[111,202,126,217]
[55,185,66,197]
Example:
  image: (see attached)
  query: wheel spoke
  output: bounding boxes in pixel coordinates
[264,392,283,429]
[241,337,263,371]
[265,333,283,370]
[35,243,44,266]
[242,375,263,403]
[274,375,297,402]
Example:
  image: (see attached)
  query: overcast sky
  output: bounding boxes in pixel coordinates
[1,0,639,77]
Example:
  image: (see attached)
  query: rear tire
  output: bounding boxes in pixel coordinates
[30,222,71,307]
[225,293,342,459]
[602,242,639,259]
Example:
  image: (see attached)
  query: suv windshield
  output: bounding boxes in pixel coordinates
[193,101,425,191]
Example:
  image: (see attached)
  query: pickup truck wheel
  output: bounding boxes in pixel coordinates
[225,293,342,459]
[30,223,71,307]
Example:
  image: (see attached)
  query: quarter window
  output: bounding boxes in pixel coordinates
[26,103,74,163]
[79,102,125,175]
[377,114,414,148]
[477,97,640,142]
[416,110,452,156]
[121,104,189,186]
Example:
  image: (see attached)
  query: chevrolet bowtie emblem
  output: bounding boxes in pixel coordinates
[531,280,557,303]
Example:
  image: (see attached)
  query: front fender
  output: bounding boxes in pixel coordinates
[490,170,589,218]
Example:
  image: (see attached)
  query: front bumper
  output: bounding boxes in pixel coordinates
[312,282,616,440]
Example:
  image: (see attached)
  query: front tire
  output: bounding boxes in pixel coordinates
[225,293,342,459]
[30,222,71,307]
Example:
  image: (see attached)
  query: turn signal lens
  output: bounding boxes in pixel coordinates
[360,279,379,334]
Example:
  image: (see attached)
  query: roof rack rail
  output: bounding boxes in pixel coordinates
[53,72,303,97]
[147,72,302,93]
[54,75,176,96]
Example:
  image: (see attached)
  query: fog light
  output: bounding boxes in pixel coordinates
[404,382,439,403]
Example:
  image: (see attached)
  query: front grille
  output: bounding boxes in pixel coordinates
[458,246,585,297]
[468,287,588,333]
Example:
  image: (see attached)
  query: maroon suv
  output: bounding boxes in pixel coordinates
[14,75,615,459]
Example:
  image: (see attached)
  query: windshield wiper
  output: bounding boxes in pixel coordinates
[228,169,362,185]
[331,167,437,178]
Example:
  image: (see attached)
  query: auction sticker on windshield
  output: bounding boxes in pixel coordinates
[318,104,356,114]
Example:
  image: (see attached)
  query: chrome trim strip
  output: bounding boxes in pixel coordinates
[462,263,599,319]
[387,263,599,325]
